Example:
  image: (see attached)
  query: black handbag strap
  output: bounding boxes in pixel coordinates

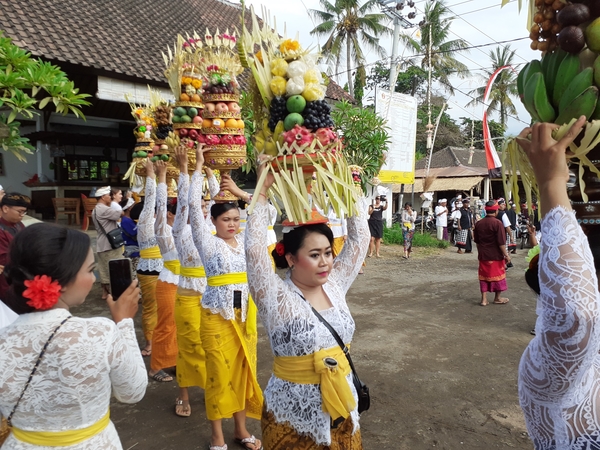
[297,293,360,377]
[7,315,71,426]
[92,209,108,237]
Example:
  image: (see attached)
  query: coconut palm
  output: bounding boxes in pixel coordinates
[309,0,391,95]
[465,45,519,129]
[401,0,470,95]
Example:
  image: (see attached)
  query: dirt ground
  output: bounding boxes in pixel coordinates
[79,241,537,450]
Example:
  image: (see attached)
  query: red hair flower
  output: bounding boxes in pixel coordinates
[23,275,62,310]
[275,242,285,256]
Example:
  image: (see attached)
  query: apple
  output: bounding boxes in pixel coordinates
[152,145,160,152]
[205,102,215,112]
[192,115,203,124]
[215,102,229,114]
[188,129,199,140]
[179,128,189,137]
[227,102,241,113]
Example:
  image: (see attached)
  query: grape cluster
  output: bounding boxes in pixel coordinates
[302,100,333,131]
[155,124,173,140]
[268,97,287,131]
[204,82,236,94]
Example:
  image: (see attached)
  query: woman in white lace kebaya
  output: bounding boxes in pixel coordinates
[0,223,146,449]
[517,116,600,450]
[188,146,263,450]
[171,147,220,417]
[240,161,370,449]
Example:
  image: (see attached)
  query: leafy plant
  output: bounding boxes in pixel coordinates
[331,100,390,192]
[383,223,450,248]
[0,32,91,160]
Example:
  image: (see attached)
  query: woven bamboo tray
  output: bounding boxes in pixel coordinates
[202,111,241,119]
[201,127,244,135]
[173,123,203,130]
[204,144,247,170]
[203,93,240,103]
[174,101,204,109]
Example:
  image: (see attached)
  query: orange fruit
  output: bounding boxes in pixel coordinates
[212,119,224,129]
[236,119,245,129]
[202,118,213,128]
[180,93,190,101]
[191,94,201,102]
[225,118,238,128]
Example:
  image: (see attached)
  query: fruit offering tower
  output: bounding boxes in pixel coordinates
[122,97,155,192]
[239,3,357,224]
[503,0,600,234]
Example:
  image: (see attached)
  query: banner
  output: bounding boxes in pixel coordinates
[375,88,418,184]
[482,66,511,178]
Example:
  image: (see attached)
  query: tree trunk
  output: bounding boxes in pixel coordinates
[347,38,354,95]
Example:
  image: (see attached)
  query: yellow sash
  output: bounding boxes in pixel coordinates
[207,272,257,335]
[12,411,110,446]
[180,266,206,278]
[267,226,274,230]
[140,246,161,259]
[273,346,355,420]
[163,259,181,275]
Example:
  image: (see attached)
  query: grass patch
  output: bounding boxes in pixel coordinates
[382,224,450,248]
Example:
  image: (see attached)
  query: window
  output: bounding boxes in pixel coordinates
[60,157,110,181]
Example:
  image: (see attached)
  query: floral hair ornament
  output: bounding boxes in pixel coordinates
[275,242,285,256]
[23,275,62,310]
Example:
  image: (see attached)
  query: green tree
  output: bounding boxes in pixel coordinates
[309,0,391,96]
[400,0,470,95]
[331,100,390,191]
[366,62,428,97]
[415,95,463,160]
[459,117,506,150]
[353,64,366,105]
[0,32,90,160]
[465,46,519,128]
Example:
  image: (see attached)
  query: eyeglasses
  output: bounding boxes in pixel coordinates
[10,207,27,216]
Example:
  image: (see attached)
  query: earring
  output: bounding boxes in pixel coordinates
[290,265,295,271]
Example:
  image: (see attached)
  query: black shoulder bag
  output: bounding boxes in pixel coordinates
[93,210,124,250]
[307,301,370,414]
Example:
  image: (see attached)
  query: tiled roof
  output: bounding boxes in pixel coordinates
[325,81,356,103]
[415,146,489,170]
[0,0,353,101]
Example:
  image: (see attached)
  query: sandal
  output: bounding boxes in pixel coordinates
[149,369,173,382]
[234,436,262,450]
[493,298,510,305]
[141,347,152,357]
[175,398,191,417]
[209,445,227,450]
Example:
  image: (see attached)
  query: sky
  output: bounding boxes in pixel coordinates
[243,0,537,138]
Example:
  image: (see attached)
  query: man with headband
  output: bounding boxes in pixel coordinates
[0,192,31,299]
[473,200,510,306]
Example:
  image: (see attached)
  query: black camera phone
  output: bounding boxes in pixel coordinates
[109,258,132,301]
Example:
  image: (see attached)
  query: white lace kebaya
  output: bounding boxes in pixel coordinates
[245,200,370,445]
[519,206,600,450]
[137,177,163,273]
[154,182,178,285]
[0,309,147,450]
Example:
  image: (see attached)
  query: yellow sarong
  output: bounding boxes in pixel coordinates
[201,307,263,420]
[139,246,162,259]
[273,346,355,420]
[163,259,181,275]
[207,272,257,335]
[175,291,206,388]
[137,273,158,342]
[12,411,110,446]
[332,236,345,259]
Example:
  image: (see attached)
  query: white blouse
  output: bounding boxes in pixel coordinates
[189,171,250,322]
[137,177,163,273]
[173,172,219,292]
[266,203,277,247]
[155,182,178,285]
[0,309,147,450]
[519,206,600,449]
[245,200,370,445]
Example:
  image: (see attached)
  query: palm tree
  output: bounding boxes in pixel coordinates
[309,0,391,95]
[401,0,470,95]
[465,46,519,129]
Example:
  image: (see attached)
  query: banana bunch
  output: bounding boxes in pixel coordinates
[253,119,284,156]
[518,49,600,126]
[165,131,181,150]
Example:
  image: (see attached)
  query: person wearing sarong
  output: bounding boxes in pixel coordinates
[456,199,474,254]
[401,203,416,259]
[496,198,515,259]
[146,161,179,383]
[136,160,163,357]
[243,159,370,450]
[189,146,263,450]
[473,201,510,306]
[171,147,220,417]
[328,206,347,258]
[0,193,30,300]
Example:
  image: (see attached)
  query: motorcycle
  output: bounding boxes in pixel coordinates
[516,217,529,249]
[414,213,435,232]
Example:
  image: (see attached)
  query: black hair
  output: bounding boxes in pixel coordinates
[485,200,496,208]
[211,202,238,219]
[238,199,248,209]
[404,202,412,208]
[4,223,91,314]
[130,201,144,221]
[524,254,541,295]
[110,187,122,200]
[271,224,334,269]
[167,198,178,215]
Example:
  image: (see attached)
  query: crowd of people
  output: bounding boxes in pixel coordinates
[1,115,600,450]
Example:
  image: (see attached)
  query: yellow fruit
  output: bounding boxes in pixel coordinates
[271,58,289,77]
[302,84,325,102]
[180,93,190,101]
[191,94,201,102]
[264,140,277,155]
[304,69,320,85]
[202,118,213,128]
[270,76,287,96]
[236,119,245,129]
[225,118,238,128]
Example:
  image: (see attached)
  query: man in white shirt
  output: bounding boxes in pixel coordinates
[435,199,448,241]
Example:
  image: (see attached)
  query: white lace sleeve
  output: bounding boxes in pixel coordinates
[208,173,220,198]
[519,206,600,448]
[173,173,189,240]
[155,182,168,241]
[138,176,156,242]
[330,198,370,294]
[190,171,216,263]
[109,319,148,403]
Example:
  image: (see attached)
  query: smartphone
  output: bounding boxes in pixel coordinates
[109,258,132,301]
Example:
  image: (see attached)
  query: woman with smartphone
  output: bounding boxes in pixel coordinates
[189,146,263,450]
[0,223,146,449]
[171,147,220,417]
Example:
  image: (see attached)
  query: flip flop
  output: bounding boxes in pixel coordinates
[149,369,173,382]
[141,348,152,357]
[493,298,510,305]
[234,436,262,450]
[175,398,191,417]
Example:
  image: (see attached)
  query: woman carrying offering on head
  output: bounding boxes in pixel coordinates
[189,145,263,450]
[0,223,146,449]
[240,157,370,449]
